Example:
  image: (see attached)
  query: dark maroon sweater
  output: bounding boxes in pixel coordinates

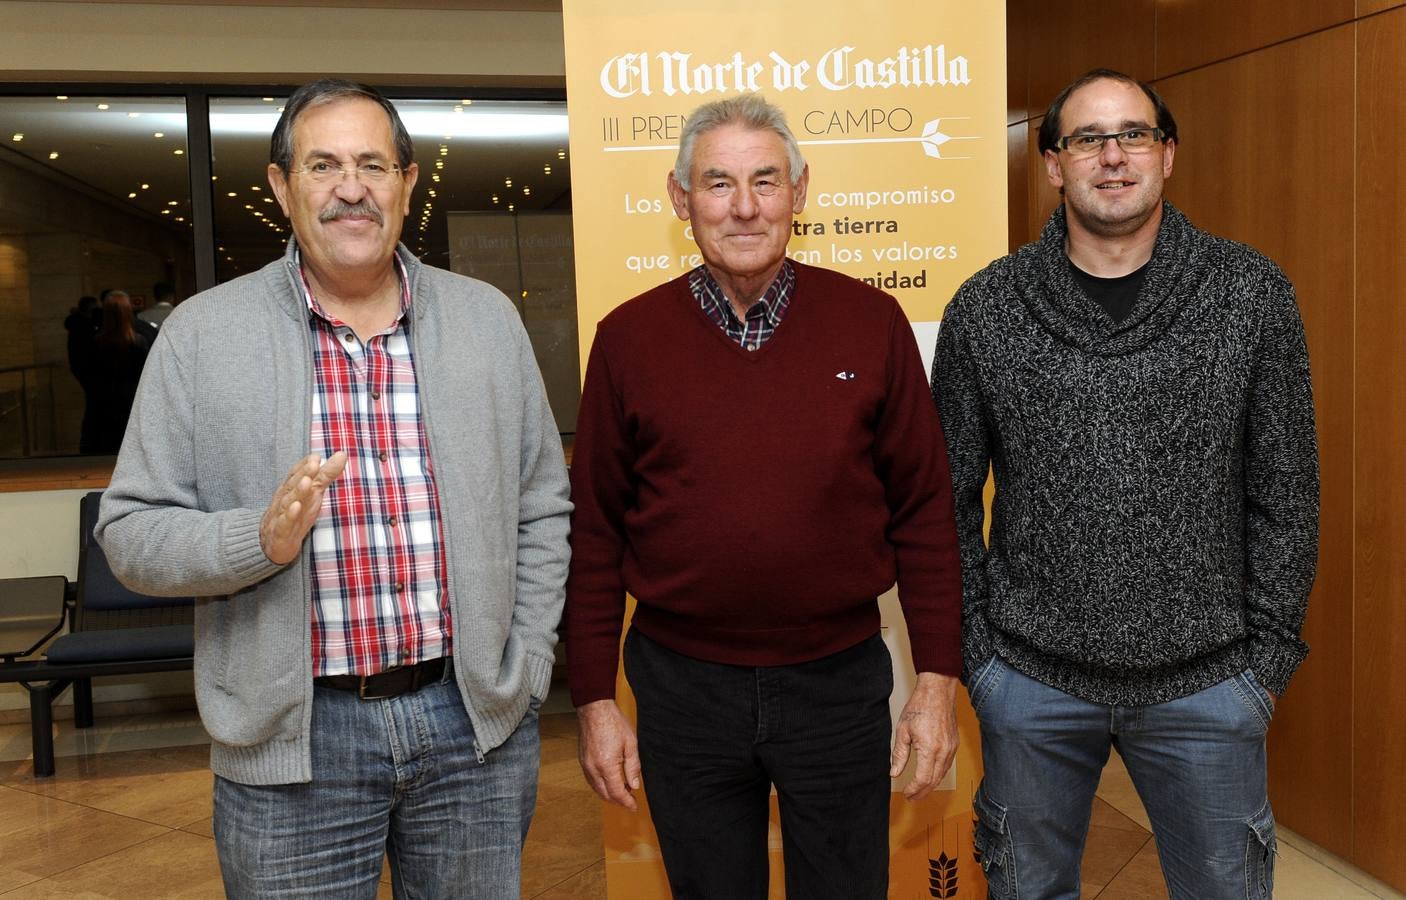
[564,263,961,706]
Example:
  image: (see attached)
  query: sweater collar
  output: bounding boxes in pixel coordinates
[1020,200,1200,356]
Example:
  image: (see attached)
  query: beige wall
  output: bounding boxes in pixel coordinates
[0,2,565,87]
[0,490,85,580]
[1006,0,1402,889]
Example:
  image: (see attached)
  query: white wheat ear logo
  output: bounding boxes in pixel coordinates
[836,371,857,381]
[787,117,977,160]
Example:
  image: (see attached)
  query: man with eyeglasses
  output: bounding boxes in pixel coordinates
[932,68,1319,898]
[96,79,570,898]
[564,93,963,899]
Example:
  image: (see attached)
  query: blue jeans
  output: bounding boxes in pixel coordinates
[213,667,539,899]
[624,628,893,900]
[969,655,1276,900]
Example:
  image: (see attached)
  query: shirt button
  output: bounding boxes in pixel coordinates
[387,515,397,527]
[371,390,381,400]
[400,648,411,659]
[394,581,405,592]
[378,451,388,462]
[343,332,354,343]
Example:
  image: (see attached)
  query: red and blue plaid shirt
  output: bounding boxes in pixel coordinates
[299,254,452,677]
[688,261,795,350]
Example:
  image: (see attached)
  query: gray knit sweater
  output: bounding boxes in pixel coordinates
[932,202,1318,705]
[95,241,572,785]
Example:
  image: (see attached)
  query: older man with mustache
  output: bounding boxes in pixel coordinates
[96,79,571,899]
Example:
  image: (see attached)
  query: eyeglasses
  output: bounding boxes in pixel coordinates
[1057,127,1165,158]
[294,159,403,185]
[700,179,784,199]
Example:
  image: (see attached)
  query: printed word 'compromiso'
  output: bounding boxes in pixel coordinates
[814,187,958,210]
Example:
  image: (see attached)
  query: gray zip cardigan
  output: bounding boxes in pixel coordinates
[96,241,572,785]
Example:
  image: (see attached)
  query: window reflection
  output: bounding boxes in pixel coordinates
[0,94,194,458]
[208,95,289,281]
[449,211,579,434]
[0,90,577,459]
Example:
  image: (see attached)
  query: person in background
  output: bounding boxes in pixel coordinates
[84,289,149,454]
[138,281,176,329]
[64,295,101,452]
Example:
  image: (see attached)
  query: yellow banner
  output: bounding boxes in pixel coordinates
[565,1,1007,342]
[563,2,1005,896]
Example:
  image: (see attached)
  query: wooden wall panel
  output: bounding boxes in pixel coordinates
[1007,0,1030,124]
[1354,9,1406,890]
[1023,117,1060,244]
[1156,25,1356,860]
[1006,122,1028,251]
[1026,0,1155,119]
[1155,0,1354,77]
[1359,0,1405,14]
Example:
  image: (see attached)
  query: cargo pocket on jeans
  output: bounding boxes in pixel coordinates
[972,783,1017,899]
[1245,801,1277,899]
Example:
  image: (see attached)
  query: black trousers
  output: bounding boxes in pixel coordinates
[624,627,893,900]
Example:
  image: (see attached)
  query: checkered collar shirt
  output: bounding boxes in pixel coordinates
[296,249,453,677]
[688,261,796,351]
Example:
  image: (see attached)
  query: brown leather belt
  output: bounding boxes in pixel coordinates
[314,657,448,700]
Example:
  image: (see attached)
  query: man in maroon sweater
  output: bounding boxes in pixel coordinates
[564,93,963,899]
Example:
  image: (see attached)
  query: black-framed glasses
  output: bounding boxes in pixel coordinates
[1057,127,1165,158]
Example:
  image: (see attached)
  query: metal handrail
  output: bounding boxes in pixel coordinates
[0,363,61,457]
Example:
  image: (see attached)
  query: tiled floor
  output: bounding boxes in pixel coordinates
[0,697,603,899]
[1085,754,1403,900]
[0,701,1399,899]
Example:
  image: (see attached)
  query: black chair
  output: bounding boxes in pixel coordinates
[0,491,193,776]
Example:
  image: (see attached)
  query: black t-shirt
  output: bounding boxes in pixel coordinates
[1069,259,1148,324]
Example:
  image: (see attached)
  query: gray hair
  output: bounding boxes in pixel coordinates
[270,79,414,175]
[673,93,805,190]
